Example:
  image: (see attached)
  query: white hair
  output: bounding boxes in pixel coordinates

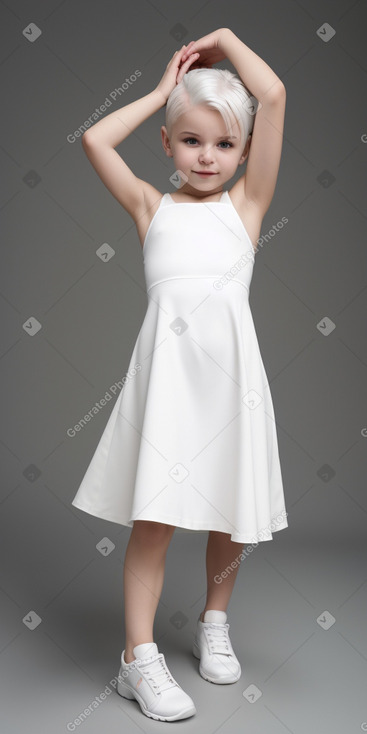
[165,67,255,150]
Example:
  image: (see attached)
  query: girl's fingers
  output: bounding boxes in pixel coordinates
[177,51,198,69]
[182,41,196,60]
[183,52,199,63]
[179,53,199,72]
[177,52,200,82]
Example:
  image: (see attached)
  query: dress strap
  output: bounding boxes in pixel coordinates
[161,193,173,206]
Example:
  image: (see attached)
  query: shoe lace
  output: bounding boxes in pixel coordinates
[140,653,177,694]
[206,622,232,655]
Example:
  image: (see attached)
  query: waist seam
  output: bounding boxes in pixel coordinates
[147,275,250,293]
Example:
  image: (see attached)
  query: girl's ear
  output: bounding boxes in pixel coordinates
[161,125,173,157]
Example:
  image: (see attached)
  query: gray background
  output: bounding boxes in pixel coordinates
[1,0,367,732]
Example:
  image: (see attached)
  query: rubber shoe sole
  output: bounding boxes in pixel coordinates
[117,675,196,721]
[193,639,241,684]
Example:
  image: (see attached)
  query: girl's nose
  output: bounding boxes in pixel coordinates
[198,146,214,162]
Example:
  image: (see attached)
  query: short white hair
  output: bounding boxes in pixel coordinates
[165,68,255,150]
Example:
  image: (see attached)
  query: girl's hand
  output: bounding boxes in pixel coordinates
[156,45,200,103]
[181,28,228,68]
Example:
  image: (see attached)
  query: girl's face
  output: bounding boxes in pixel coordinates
[161,104,250,196]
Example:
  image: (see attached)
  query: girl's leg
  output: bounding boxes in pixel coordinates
[123,520,176,663]
[199,531,244,621]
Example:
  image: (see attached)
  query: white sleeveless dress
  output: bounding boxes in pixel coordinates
[71,191,288,543]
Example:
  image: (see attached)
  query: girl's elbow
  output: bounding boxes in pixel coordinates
[275,80,286,97]
[266,81,286,105]
[82,130,95,148]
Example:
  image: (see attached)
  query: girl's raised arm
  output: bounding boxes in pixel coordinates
[81,88,164,220]
[81,45,199,221]
[221,29,286,217]
[183,29,286,219]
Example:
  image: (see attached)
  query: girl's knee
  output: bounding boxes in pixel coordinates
[132,520,175,541]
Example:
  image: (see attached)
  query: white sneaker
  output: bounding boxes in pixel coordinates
[117,642,196,721]
[193,610,241,684]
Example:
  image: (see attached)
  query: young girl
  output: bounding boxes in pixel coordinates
[72,28,288,722]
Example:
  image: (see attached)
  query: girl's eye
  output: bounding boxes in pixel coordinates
[182,138,233,149]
